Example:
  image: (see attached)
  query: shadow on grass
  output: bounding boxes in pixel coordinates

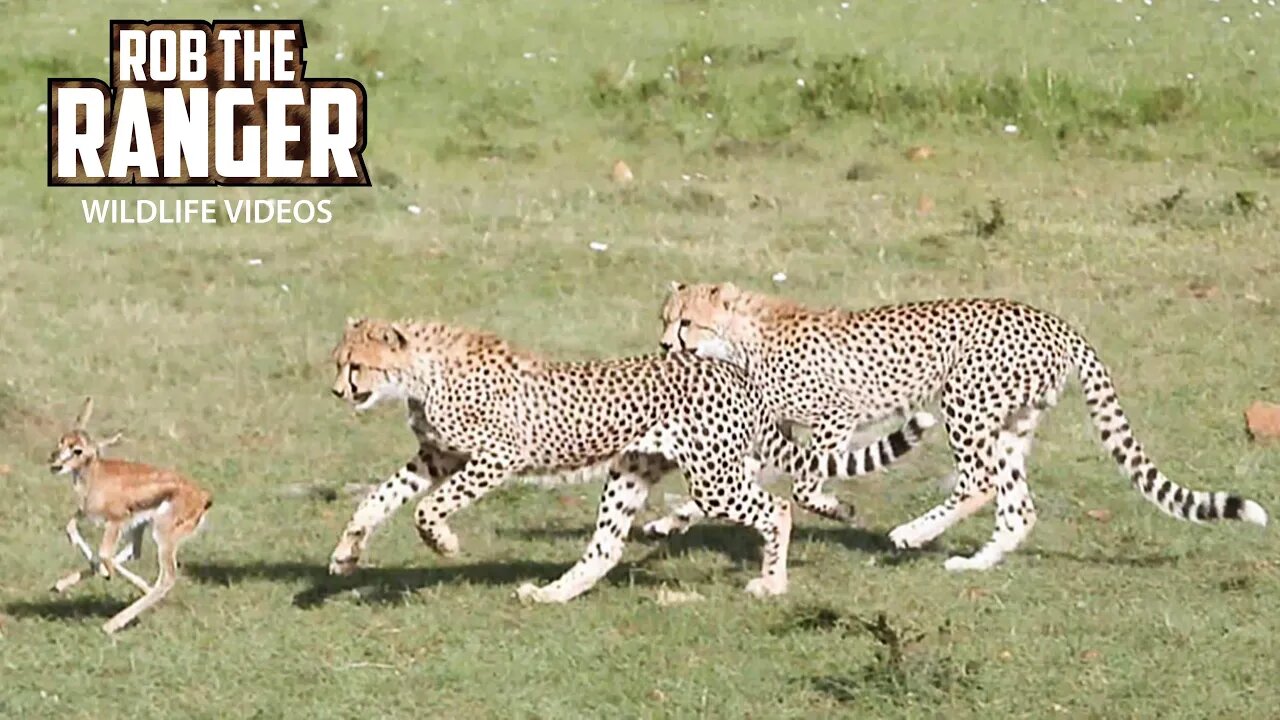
[1023,548,1186,568]
[182,559,570,609]
[503,522,944,567]
[3,595,126,620]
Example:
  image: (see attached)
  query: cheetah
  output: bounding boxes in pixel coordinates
[325,317,935,602]
[655,282,1268,572]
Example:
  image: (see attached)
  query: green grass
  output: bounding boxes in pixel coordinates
[3,0,1280,717]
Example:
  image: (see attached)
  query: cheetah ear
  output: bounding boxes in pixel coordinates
[346,316,362,328]
[374,323,408,349]
[668,280,685,294]
[714,281,741,309]
[74,397,94,430]
[390,323,410,347]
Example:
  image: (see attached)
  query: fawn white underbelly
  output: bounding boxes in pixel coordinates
[127,500,173,530]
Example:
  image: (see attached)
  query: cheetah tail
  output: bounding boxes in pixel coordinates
[1073,340,1268,527]
[762,411,937,479]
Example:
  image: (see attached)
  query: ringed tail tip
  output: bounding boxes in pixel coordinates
[913,411,938,430]
[1241,499,1268,528]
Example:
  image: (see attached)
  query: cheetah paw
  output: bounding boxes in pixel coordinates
[943,554,997,572]
[888,524,927,550]
[420,532,461,557]
[744,577,788,599]
[641,517,689,539]
[328,555,359,576]
[515,582,567,605]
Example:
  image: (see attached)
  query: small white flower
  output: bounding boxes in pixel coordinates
[382,4,390,9]
[280,283,290,293]
[374,70,384,79]
[334,51,345,61]
[68,28,77,35]
[36,103,47,114]
[771,272,787,283]
[1143,0,1152,4]
[1186,72,1196,80]
[703,54,712,65]
[588,242,608,252]
[1252,10,1262,17]
[1003,123,1019,134]
[523,51,536,59]
[681,174,691,181]
[406,204,422,215]
[103,56,109,64]
[253,3,262,11]
[1221,15,1231,23]
[841,1,850,6]
[1135,14,1142,20]
[796,77,806,87]
[248,258,264,266]
[705,112,714,119]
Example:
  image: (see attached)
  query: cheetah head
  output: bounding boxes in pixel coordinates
[330,318,413,412]
[659,281,759,359]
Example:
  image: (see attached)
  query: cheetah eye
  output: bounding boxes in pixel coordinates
[72,448,83,456]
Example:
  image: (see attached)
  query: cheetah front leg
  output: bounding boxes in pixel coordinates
[517,454,668,604]
[329,445,465,575]
[412,455,514,557]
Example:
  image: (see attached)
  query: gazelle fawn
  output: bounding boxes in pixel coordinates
[47,397,213,634]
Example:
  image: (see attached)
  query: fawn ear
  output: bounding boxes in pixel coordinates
[668,281,686,294]
[74,397,94,429]
[97,432,123,450]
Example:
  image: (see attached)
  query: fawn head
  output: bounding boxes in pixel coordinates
[48,397,122,475]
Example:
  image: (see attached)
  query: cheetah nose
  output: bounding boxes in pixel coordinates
[330,388,343,399]
[659,341,673,353]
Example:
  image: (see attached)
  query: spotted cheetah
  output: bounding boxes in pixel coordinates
[656,282,1268,572]
[326,318,935,602]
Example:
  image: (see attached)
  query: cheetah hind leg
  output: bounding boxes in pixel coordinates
[517,454,666,604]
[687,457,792,598]
[641,456,767,539]
[944,408,1041,571]
[641,499,706,538]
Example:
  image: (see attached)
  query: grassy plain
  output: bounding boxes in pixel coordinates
[2,0,1279,717]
